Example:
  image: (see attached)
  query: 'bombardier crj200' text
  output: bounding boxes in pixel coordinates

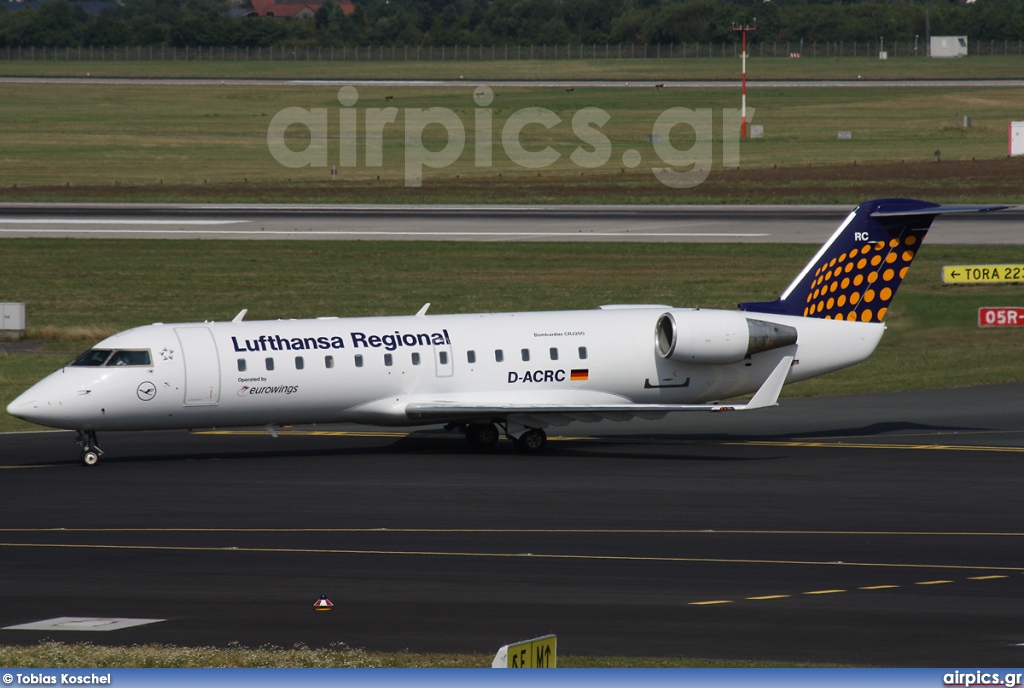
[7,198,1009,464]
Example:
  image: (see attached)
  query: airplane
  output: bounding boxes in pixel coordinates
[6,198,1009,465]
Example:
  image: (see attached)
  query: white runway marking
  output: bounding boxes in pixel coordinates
[4,616,165,632]
[0,219,245,225]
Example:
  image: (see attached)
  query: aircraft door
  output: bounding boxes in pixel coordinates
[434,342,454,377]
[175,326,221,406]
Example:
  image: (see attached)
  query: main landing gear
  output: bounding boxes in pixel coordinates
[76,430,103,466]
[454,421,547,453]
[465,422,500,450]
[512,427,547,453]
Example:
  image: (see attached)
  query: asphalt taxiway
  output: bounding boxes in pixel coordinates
[2,383,1023,665]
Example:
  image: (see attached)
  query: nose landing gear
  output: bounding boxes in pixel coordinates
[76,430,103,466]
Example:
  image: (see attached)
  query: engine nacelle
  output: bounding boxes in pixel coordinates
[655,310,798,365]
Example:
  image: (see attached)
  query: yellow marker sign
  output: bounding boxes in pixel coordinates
[942,265,1024,284]
[492,634,557,668]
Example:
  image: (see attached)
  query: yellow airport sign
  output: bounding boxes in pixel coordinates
[942,265,1024,284]
[492,634,557,668]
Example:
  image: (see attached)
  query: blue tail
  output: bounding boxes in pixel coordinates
[739,198,1009,323]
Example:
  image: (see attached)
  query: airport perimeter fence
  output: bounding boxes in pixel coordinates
[2,39,1024,62]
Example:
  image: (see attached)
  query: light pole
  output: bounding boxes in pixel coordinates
[915,34,919,56]
[733,22,755,139]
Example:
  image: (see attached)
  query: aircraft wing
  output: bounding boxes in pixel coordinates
[405,355,793,425]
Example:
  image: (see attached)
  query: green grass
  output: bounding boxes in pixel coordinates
[0,641,840,668]
[1,81,1022,204]
[1,54,1023,81]
[3,240,1023,433]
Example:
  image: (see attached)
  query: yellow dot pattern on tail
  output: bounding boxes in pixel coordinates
[803,234,922,323]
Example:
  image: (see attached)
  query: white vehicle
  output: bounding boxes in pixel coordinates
[7,198,1008,465]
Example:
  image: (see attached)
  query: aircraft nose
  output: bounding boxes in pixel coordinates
[6,385,68,428]
[8,368,111,430]
[7,389,44,423]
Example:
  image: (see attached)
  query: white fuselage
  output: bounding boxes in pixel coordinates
[8,306,884,433]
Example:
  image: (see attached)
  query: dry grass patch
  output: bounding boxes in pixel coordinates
[0,641,840,668]
[26,326,119,344]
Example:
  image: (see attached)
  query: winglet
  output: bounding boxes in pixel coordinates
[415,303,431,317]
[726,355,793,411]
[232,309,248,323]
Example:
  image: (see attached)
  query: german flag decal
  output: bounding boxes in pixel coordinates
[570,369,589,381]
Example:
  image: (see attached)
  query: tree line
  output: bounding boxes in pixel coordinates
[1,0,1022,49]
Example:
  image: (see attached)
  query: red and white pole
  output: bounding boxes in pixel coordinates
[734,24,755,139]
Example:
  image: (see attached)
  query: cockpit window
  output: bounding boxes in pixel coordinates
[70,349,152,367]
[106,350,152,366]
[71,349,113,367]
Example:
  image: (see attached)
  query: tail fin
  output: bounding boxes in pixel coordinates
[739,198,1009,323]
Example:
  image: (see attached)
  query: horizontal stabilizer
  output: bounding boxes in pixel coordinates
[869,204,1011,218]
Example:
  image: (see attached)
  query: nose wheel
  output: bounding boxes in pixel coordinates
[76,430,103,466]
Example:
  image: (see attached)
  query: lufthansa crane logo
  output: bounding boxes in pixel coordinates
[137,381,157,401]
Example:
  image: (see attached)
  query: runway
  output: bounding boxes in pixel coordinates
[2,383,1024,665]
[1,204,1021,243]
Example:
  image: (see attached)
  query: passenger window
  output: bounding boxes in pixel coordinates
[439,351,448,365]
[265,358,274,371]
[521,348,530,362]
[295,356,304,370]
[550,347,558,361]
[467,350,476,364]
[355,354,363,368]
[325,355,334,369]
[495,349,504,363]
[412,352,421,365]
[384,353,393,367]
[579,346,588,360]
[237,359,247,372]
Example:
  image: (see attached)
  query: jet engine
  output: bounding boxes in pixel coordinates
[655,310,798,365]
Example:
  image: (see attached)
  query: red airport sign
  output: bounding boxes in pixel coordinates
[978,307,1024,327]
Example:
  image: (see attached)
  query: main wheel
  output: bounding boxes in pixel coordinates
[514,428,547,453]
[465,423,500,450]
[81,450,100,466]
